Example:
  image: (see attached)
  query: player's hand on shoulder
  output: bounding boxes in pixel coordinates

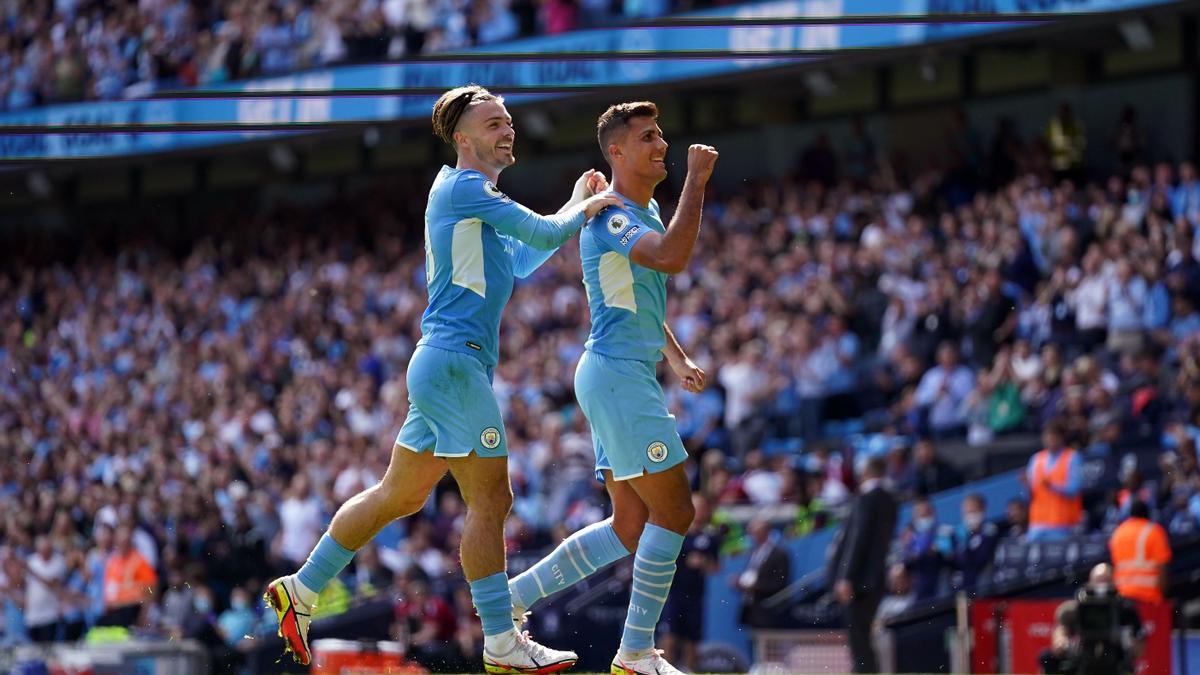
[686,144,719,182]
[586,170,608,195]
[582,192,623,219]
[573,168,606,201]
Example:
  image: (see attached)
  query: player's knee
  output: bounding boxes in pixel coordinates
[377,482,428,519]
[467,488,512,520]
[655,499,694,534]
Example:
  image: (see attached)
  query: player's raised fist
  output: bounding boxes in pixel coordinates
[686,144,719,182]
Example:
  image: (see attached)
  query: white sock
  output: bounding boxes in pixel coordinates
[484,628,519,655]
[290,575,318,609]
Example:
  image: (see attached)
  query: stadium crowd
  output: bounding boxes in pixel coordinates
[0,0,706,110]
[2,107,1200,670]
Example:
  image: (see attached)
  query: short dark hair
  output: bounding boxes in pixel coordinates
[1043,418,1067,439]
[964,493,986,510]
[596,101,659,159]
[1129,499,1150,519]
[862,456,886,480]
[432,84,502,146]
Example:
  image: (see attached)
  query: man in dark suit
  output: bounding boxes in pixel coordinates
[828,457,899,673]
[736,517,791,627]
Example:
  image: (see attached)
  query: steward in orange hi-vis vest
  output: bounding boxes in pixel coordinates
[1109,501,1171,603]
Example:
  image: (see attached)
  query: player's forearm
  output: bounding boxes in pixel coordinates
[659,175,706,272]
[512,207,587,250]
[663,322,688,365]
[512,241,558,278]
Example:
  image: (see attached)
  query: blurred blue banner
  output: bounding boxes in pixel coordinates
[0,0,1175,160]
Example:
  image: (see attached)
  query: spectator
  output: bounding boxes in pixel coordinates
[99,526,156,627]
[719,341,773,457]
[1171,161,1200,226]
[736,518,790,628]
[1026,420,1084,541]
[1107,259,1147,354]
[394,578,458,670]
[965,268,1017,370]
[25,536,66,643]
[945,494,999,592]
[216,586,259,649]
[1072,249,1109,354]
[276,474,323,569]
[352,544,395,597]
[1,553,29,647]
[1002,498,1029,540]
[912,342,975,438]
[900,497,943,601]
[177,584,224,649]
[906,438,964,497]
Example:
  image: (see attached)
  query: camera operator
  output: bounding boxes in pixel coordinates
[1039,563,1144,675]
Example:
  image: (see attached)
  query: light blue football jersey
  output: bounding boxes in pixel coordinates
[419,166,586,366]
[580,194,667,363]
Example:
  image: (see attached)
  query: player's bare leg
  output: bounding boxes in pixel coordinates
[611,464,693,675]
[450,454,579,674]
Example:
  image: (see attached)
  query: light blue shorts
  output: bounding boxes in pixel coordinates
[395,345,507,458]
[574,349,687,481]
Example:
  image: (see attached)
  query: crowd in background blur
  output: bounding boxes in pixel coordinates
[0,0,728,110]
[1,101,1200,668]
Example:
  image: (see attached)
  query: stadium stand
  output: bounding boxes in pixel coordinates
[0,0,691,109]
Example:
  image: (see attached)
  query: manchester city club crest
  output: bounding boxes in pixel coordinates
[647,441,668,463]
[607,213,629,235]
[480,427,501,449]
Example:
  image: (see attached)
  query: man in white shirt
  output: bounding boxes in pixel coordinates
[913,342,975,437]
[26,537,67,643]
